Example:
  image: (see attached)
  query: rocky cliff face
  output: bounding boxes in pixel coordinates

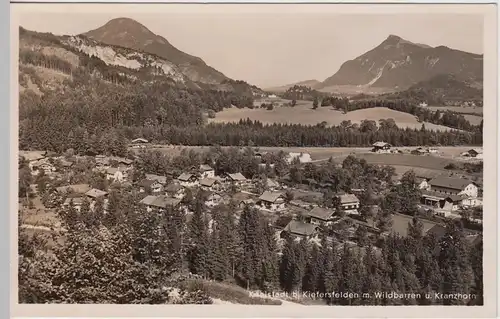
[82,17,229,85]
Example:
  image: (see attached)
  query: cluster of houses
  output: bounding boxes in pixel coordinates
[20,147,483,245]
[416,174,482,218]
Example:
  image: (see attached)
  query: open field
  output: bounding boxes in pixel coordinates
[426,105,483,116]
[391,213,440,237]
[135,145,476,161]
[209,104,457,131]
[463,114,483,125]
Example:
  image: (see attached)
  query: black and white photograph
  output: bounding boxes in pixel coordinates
[11,2,498,317]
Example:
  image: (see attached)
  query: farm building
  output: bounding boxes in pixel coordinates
[139,195,157,212]
[130,138,149,148]
[63,197,85,212]
[200,190,223,208]
[199,164,215,179]
[226,173,248,185]
[306,207,335,225]
[55,184,91,195]
[106,167,125,182]
[199,178,220,191]
[257,191,286,212]
[177,173,199,188]
[138,179,163,193]
[338,193,360,215]
[461,149,483,159]
[282,220,319,239]
[165,183,185,199]
[372,142,392,153]
[145,174,168,185]
[266,178,280,190]
[428,177,478,198]
[146,195,182,211]
[289,199,317,210]
[86,188,108,199]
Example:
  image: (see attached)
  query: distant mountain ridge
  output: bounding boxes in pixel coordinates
[265,79,321,92]
[316,34,483,93]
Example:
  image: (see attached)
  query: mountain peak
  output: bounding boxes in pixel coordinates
[82,17,230,84]
[386,34,402,41]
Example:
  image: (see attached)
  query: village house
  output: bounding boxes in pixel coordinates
[266,179,280,191]
[306,206,335,225]
[106,167,125,183]
[63,196,85,212]
[20,151,46,169]
[226,172,248,186]
[461,148,483,159]
[131,138,149,149]
[165,183,186,199]
[109,157,134,170]
[201,190,223,208]
[199,178,220,191]
[421,190,481,212]
[145,174,168,185]
[289,199,318,210]
[139,195,157,212]
[138,179,163,193]
[27,156,56,176]
[58,158,74,170]
[231,192,257,209]
[141,195,182,212]
[372,142,392,153]
[199,164,215,179]
[282,220,319,239]
[415,172,439,191]
[86,188,108,201]
[256,191,286,212]
[55,184,91,196]
[338,193,360,215]
[411,147,428,156]
[177,173,199,188]
[428,176,478,198]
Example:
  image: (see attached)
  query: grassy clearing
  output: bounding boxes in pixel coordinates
[209,104,455,131]
[426,105,483,116]
[391,213,439,237]
[182,279,282,305]
[463,114,483,125]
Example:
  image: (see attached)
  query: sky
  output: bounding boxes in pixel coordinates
[14,4,484,88]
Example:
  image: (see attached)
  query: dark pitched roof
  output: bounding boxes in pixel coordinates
[307,207,334,221]
[200,164,214,172]
[139,195,157,206]
[200,178,217,187]
[227,173,247,181]
[339,193,359,204]
[56,184,91,194]
[429,177,474,191]
[165,183,183,193]
[145,174,167,184]
[178,173,195,181]
[284,220,317,237]
[150,195,181,208]
[85,188,108,198]
[131,138,149,143]
[372,142,391,147]
[258,191,284,203]
[138,179,157,188]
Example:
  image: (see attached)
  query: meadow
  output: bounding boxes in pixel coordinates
[426,105,483,115]
[209,103,457,132]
